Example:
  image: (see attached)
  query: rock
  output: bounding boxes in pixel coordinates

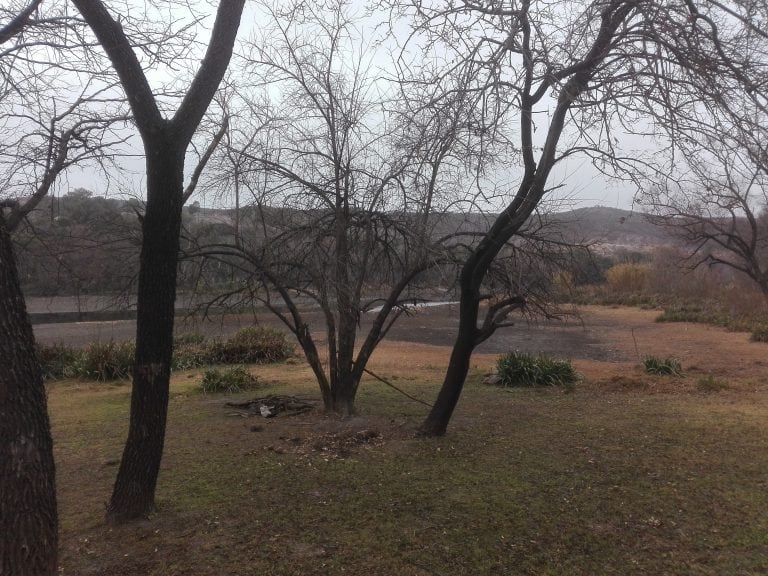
[482,373,503,386]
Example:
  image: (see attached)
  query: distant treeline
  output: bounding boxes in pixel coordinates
[13,191,670,302]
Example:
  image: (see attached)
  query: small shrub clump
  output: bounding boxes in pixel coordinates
[209,326,293,365]
[172,333,213,371]
[496,351,578,387]
[696,375,729,392]
[75,340,135,381]
[750,326,768,343]
[36,343,81,380]
[200,365,260,394]
[643,356,682,376]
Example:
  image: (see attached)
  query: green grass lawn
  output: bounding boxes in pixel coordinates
[50,363,768,575]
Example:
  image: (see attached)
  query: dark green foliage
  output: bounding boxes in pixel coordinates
[643,356,682,376]
[171,333,213,371]
[568,249,613,286]
[35,343,81,380]
[75,340,135,381]
[38,326,293,381]
[171,342,213,371]
[209,326,293,365]
[38,340,136,382]
[495,351,578,387]
[199,366,260,394]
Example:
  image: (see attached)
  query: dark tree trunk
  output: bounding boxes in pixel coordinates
[69,0,246,522]
[418,289,479,436]
[329,371,358,416]
[106,141,185,523]
[0,214,58,575]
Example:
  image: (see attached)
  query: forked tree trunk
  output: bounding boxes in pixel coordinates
[71,0,246,523]
[106,143,185,523]
[0,214,58,575]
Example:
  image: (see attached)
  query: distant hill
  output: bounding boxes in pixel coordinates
[14,195,679,299]
[547,206,675,253]
[427,206,676,254]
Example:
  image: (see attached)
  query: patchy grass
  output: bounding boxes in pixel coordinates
[696,375,730,393]
[50,344,768,576]
[751,326,768,343]
[643,356,683,376]
[199,365,261,394]
[656,303,768,339]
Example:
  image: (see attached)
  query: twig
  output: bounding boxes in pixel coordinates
[631,328,641,360]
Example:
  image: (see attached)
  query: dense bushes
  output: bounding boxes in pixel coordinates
[605,263,650,293]
[564,246,768,339]
[208,326,294,364]
[38,326,293,382]
[495,351,578,387]
[750,326,768,343]
[36,343,81,380]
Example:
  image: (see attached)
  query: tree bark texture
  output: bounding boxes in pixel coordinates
[105,140,184,523]
[0,214,58,575]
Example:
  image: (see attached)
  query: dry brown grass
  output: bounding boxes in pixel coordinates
[50,307,768,575]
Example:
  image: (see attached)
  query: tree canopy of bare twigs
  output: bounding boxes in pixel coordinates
[379,0,768,435]
[187,0,494,414]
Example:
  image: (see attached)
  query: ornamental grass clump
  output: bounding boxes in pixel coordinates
[643,356,682,376]
[496,351,578,387]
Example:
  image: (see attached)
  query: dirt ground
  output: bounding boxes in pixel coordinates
[33,303,613,357]
[48,304,768,575]
[33,303,766,372]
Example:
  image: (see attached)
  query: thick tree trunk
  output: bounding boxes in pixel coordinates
[106,142,184,523]
[0,214,58,575]
[329,372,358,416]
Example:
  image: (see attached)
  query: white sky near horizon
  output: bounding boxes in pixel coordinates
[44,0,650,213]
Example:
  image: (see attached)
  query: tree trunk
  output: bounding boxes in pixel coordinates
[418,289,479,436]
[106,141,184,523]
[0,214,58,575]
[329,372,358,416]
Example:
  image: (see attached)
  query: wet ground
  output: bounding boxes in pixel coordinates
[32,303,626,362]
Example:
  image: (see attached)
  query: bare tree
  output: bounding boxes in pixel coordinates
[633,25,768,298]
[188,0,489,414]
[641,126,768,297]
[383,0,768,436]
[70,0,246,523]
